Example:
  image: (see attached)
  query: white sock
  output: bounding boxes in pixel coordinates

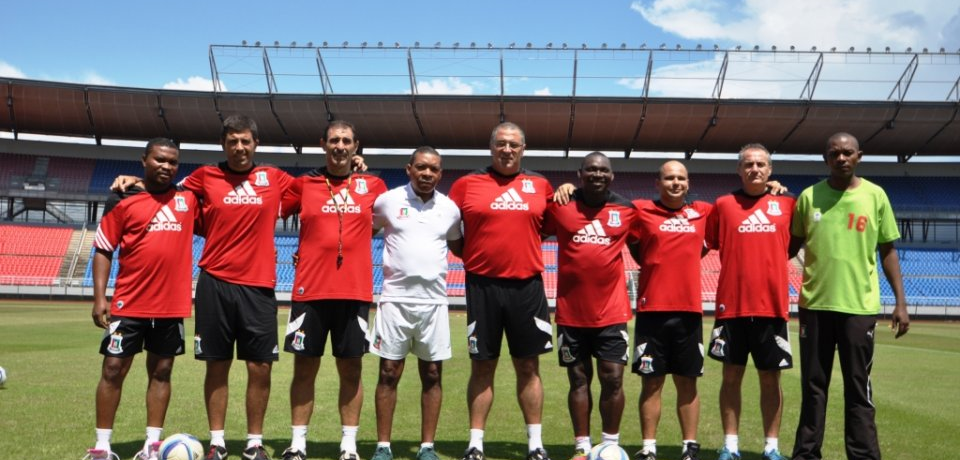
[575,436,592,452]
[420,443,434,451]
[341,426,359,453]
[246,434,263,449]
[527,424,543,452]
[291,426,308,453]
[469,429,485,451]
[145,427,163,451]
[682,440,697,453]
[601,432,619,444]
[724,434,739,454]
[764,438,779,454]
[95,428,112,452]
[210,430,226,448]
[641,440,656,455]
[377,442,391,449]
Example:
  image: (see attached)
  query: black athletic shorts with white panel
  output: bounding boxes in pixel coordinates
[465,272,553,360]
[708,316,793,370]
[194,270,279,362]
[284,299,370,358]
[632,311,703,377]
[557,324,629,367]
[99,316,185,358]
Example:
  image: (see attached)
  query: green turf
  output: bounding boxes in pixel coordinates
[0,301,957,460]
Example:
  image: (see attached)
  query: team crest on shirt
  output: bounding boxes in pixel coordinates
[812,209,822,222]
[397,207,411,219]
[254,171,269,187]
[683,207,701,219]
[354,178,368,194]
[107,333,124,354]
[767,200,782,216]
[521,179,535,194]
[116,300,125,309]
[174,195,188,212]
[607,210,622,227]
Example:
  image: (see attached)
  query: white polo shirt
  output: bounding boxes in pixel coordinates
[373,182,462,304]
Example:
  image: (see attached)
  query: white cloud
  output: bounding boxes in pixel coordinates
[415,77,474,95]
[631,0,960,50]
[534,87,553,96]
[163,76,222,91]
[81,72,116,86]
[0,61,26,78]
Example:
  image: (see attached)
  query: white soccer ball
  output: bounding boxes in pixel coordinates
[588,443,629,460]
[0,366,6,387]
[158,434,203,460]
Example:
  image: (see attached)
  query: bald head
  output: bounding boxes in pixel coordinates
[827,132,859,151]
[656,160,689,207]
[659,160,687,179]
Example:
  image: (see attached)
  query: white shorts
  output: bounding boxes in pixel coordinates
[369,301,452,362]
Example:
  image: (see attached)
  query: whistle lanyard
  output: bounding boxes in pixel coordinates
[323,174,352,268]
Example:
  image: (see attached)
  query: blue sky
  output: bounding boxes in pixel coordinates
[3,0,959,100]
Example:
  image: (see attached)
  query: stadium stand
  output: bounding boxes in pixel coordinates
[0,224,74,285]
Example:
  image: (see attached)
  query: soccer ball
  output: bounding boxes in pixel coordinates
[158,434,203,460]
[0,366,6,387]
[589,443,629,460]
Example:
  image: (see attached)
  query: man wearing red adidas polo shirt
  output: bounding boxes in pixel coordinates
[279,120,387,460]
[630,160,713,460]
[449,122,555,460]
[705,144,795,460]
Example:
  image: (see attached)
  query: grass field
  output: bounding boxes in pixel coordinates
[0,300,957,460]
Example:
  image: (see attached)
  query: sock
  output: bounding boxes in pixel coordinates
[291,426,308,453]
[210,430,226,448]
[145,427,163,451]
[601,432,619,444]
[95,428,112,452]
[420,443,434,452]
[641,440,656,455]
[377,442,391,449]
[763,438,779,454]
[341,426,359,453]
[575,436,592,452]
[724,434,739,454]
[527,424,543,452]
[246,434,263,449]
[682,440,697,453]
[469,429,485,451]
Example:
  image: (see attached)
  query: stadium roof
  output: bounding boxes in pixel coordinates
[2,46,959,162]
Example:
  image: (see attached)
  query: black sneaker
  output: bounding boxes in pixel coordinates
[679,443,700,460]
[634,450,656,460]
[280,448,306,460]
[461,447,485,460]
[242,446,269,460]
[527,448,551,460]
[206,446,228,460]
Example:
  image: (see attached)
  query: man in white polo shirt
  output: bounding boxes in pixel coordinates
[368,146,463,460]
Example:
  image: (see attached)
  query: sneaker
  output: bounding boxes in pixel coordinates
[243,446,269,460]
[339,451,361,460]
[134,442,162,460]
[83,449,120,460]
[761,450,789,460]
[527,448,552,460]
[206,446,229,460]
[679,443,701,460]
[371,447,393,460]
[416,447,440,460]
[715,448,739,460]
[633,450,656,460]
[569,448,589,460]
[280,448,307,460]
[461,447,485,460]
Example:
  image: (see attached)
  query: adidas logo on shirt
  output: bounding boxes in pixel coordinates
[572,220,611,245]
[322,189,362,214]
[659,216,696,233]
[222,181,263,205]
[147,205,182,232]
[738,209,777,233]
[489,188,530,211]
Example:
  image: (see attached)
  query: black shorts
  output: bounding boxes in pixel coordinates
[99,316,185,358]
[708,317,793,370]
[557,324,629,367]
[632,311,703,377]
[465,272,553,360]
[194,270,279,362]
[284,300,370,358]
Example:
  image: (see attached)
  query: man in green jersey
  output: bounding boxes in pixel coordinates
[788,132,909,460]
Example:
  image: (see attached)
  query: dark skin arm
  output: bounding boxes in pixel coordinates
[91,249,113,328]
[448,237,464,258]
[788,234,804,259]
[879,242,910,338]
